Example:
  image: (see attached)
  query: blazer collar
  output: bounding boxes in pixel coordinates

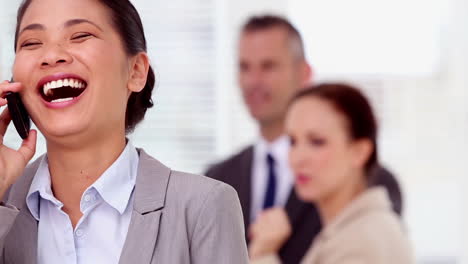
[4,157,41,264]
[9,148,171,215]
[118,149,171,264]
[132,148,170,214]
[8,157,42,210]
[6,150,172,264]
[17,148,169,215]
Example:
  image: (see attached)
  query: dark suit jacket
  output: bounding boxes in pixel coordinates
[205,145,403,264]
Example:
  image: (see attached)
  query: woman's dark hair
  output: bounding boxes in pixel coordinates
[291,83,378,179]
[14,0,155,133]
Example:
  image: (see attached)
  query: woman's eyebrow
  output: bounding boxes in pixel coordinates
[64,18,103,32]
[18,23,45,36]
[18,19,103,37]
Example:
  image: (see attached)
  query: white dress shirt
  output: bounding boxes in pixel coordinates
[26,142,139,264]
[250,135,294,222]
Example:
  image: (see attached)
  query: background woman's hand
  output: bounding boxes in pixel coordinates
[0,80,37,200]
[248,208,292,260]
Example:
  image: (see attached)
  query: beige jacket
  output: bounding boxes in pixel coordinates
[253,187,414,264]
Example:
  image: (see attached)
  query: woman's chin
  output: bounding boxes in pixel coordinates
[295,185,321,203]
[39,123,88,141]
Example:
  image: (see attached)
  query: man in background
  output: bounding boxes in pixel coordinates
[205,15,402,263]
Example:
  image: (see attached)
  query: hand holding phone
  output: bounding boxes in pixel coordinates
[0,80,36,200]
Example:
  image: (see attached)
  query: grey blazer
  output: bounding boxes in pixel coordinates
[0,149,249,264]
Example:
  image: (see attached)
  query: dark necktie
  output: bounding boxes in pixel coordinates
[263,153,276,209]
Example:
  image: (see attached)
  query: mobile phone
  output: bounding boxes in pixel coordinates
[6,79,30,139]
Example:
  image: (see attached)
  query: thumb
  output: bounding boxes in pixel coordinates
[17,129,37,164]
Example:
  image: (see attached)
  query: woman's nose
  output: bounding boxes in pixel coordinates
[40,44,73,68]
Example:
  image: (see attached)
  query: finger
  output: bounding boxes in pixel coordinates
[265,207,284,218]
[0,82,22,97]
[258,209,275,219]
[0,108,12,136]
[18,129,37,164]
[0,81,22,90]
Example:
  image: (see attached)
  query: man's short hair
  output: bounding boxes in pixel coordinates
[241,15,305,61]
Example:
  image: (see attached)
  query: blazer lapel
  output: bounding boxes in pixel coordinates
[119,149,171,264]
[4,210,38,263]
[239,146,253,238]
[284,189,309,226]
[4,158,41,264]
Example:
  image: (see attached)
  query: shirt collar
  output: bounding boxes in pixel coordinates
[26,155,56,220]
[255,134,291,165]
[26,141,139,220]
[91,142,139,214]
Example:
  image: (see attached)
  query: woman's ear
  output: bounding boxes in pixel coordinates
[299,62,313,88]
[127,52,150,93]
[351,138,373,169]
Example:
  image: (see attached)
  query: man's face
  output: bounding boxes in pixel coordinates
[238,27,306,126]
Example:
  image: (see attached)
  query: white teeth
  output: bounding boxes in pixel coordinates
[43,84,50,96]
[51,97,74,103]
[42,78,86,96]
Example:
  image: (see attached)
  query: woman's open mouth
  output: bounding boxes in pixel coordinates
[40,78,87,103]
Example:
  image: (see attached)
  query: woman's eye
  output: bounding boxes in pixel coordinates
[71,33,93,41]
[308,138,326,146]
[21,42,41,48]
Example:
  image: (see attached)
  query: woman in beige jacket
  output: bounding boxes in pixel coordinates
[249,83,413,264]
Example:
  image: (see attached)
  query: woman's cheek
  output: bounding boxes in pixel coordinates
[13,54,36,82]
[313,146,331,167]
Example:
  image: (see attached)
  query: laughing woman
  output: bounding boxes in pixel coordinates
[0,0,248,263]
